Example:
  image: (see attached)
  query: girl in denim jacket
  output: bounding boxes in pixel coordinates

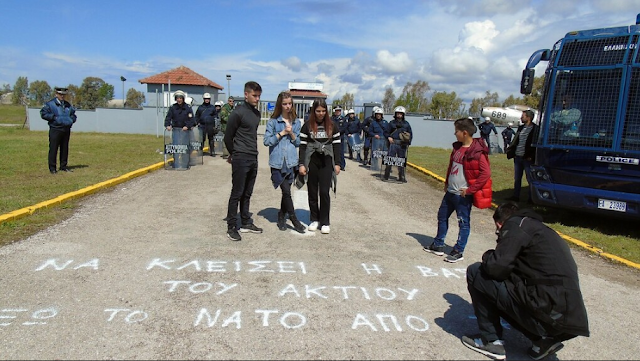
[263,91,305,233]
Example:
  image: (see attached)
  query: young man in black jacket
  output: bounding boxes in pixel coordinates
[462,202,589,360]
[224,81,263,241]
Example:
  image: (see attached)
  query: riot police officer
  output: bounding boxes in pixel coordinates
[165,90,195,130]
[332,105,347,171]
[196,93,218,156]
[384,106,413,182]
[345,109,362,161]
[361,108,375,164]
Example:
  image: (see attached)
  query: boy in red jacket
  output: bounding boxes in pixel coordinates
[424,117,491,263]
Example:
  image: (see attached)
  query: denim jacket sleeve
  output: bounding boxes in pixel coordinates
[291,119,301,147]
[263,118,279,146]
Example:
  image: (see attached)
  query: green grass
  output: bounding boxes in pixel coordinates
[0,104,27,124]
[0,126,164,246]
[408,147,640,265]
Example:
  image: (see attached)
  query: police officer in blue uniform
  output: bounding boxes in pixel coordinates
[361,108,375,164]
[384,106,413,182]
[196,93,218,156]
[345,109,363,161]
[332,105,347,171]
[165,90,195,131]
[40,87,77,174]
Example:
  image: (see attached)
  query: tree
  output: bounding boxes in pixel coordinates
[29,80,52,106]
[125,88,146,108]
[76,77,114,109]
[65,84,79,106]
[395,80,430,112]
[522,75,545,110]
[382,87,395,114]
[337,93,355,110]
[0,83,10,96]
[12,76,29,105]
[468,91,501,116]
[502,94,522,107]
[429,91,463,119]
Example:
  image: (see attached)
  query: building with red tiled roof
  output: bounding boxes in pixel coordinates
[289,89,328,100]
[288,82,327,104]
[139,65,225,107]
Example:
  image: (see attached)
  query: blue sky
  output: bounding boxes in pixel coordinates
[1,0,638,106]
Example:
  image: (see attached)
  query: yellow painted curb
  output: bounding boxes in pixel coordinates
[406,161,640,271]
[0,161,166,226]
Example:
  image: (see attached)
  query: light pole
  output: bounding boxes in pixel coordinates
[226,74,231,100]
[120,76,126,108]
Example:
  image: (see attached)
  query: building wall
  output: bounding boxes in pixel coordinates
[27,100,349,136]
[29,101,273,136]
[143,85,222,107]
[28,106,168,137]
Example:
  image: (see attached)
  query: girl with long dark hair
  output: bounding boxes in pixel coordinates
[298,99,342,234]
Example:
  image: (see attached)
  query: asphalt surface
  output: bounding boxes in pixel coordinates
[1,140,640,360]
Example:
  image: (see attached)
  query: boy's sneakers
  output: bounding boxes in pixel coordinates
[461,335,506,360]
[308,221,319,232]
[528,338,564,360]
[321,225,330,234]
[227,227,242,242]
[445,249,464,263]
[239,223,263,234]
[423,243,445,256]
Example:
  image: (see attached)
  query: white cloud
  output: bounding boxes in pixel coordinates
[431,47,489,79]
[434,0,529,17]
[281,56,306,72]
[376,50,414,74]
[460,20,499,52]
[487,56,521,81]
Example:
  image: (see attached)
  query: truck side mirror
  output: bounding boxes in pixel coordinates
[521,69,535,95]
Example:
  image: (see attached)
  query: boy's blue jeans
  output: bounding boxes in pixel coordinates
[513,155,532,201]
[433,191,473,254]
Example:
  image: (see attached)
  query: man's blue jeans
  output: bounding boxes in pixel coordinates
[433,191,473,254]
[513,155,532,201]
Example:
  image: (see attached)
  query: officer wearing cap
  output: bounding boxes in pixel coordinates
[196,93,218,156]
[40,87,77,174]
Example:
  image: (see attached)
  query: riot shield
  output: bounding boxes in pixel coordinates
[370,137,387,172]
[380,143,408,183]
[189,127,203,166]
[214,132,224,154]
[348,133,363,160]
[489,133,503,154]
[164,128,190,170]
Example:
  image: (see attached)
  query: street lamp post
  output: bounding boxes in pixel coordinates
[226,74,231,100]
[120,76,126,108]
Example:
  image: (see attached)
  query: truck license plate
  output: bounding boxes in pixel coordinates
[598,199,627,212]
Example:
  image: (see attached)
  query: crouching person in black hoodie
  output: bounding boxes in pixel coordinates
[461,202,589,360]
